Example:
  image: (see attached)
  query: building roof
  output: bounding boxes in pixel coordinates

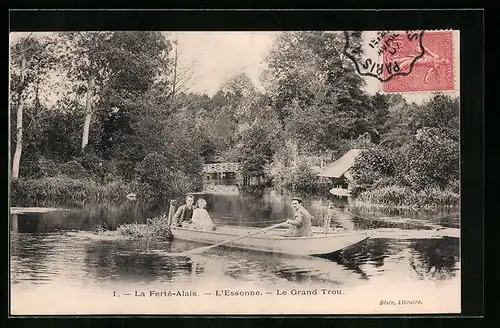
[317,149,364,178]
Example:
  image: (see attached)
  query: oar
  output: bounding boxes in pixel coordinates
[167,222,287,256]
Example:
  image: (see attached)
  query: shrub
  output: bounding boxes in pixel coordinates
[99,178,136,200]
[417,187,460,207]
[18,145,42,178]
[265,155,325,193]
[264,140,325,192]
[38,158,60,177]
[116,213,172,239]
[448,179,460,194]
[241,154,267,178]
[58,160,91,179]
[76,152,105,179]
[291,162,320,192]
[135,152,199,201]
[350,147,402,197]
[401,127,459,190]
[34,157,96,180]
[10,176,133,204]
[355,185,459,208]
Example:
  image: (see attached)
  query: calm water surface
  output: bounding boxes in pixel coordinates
[10,188,460,291]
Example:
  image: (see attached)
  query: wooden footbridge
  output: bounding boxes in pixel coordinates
[203,162,242,179]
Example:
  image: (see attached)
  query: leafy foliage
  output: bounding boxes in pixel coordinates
[350,146,401,196]
[9,32,459,207]
[134,152,200,201]
[356,185,459,208]
[401,127,459,190]
[350,94,459,205]
[11,176,132,203]
[116,213,172,239]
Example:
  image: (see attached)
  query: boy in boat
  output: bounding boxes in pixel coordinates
[283,197,313,237]
[192,198,217,231]
[173,194,195,227]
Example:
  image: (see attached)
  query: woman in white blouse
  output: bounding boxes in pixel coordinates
[192,198,216,231]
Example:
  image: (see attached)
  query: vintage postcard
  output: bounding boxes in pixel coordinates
[9,29,461,315]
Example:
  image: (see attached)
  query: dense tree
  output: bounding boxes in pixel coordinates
[401,95,459,190]
[215,73,283,178]
[261,31,372,154]
[57,31,170,153]
[10,34,57,180]
[352,94,459,194]
[9,31,459,206]
[168,37,196,101]
[406,94,459,140]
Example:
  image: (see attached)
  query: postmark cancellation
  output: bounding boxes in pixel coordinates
[344,30,457,93]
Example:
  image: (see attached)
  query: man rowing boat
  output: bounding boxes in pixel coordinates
[283,197,313,237]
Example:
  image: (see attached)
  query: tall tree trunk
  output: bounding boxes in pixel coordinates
[171,40,178,100]
[81,74,95,151]
[12,55,27,180]
[34,77,40,113]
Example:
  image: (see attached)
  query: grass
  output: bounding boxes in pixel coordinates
[355,185,459,209]
[11,176,134,204]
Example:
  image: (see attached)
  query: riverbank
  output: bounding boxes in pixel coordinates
[10,176,460,209]
[10,173,202,206]
[353,185,459,209]
[10,207,70,214]
[10,176,134,205]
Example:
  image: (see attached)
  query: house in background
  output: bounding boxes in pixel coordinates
[317,149,364,197]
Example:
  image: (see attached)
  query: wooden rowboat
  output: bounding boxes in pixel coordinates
[171,225,369,256]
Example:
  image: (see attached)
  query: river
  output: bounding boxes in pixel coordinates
[10,188,461,315]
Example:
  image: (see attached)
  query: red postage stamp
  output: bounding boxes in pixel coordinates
[382,31,454,92]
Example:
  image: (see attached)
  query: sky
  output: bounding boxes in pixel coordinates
[10,31,458,104]
[170,32,275,95]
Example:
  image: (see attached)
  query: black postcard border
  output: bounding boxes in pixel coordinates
[5,8,485,326]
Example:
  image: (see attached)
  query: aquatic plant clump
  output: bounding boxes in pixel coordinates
[116,213,173,239]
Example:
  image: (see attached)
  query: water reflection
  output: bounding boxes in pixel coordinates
[86,244,176,284]
[11,230,460,288]
[10,187,460,289]
[142,243,365,286]
[408,237,460,280]
[12,201,171,233]
[10,188,459,233]
[11,233,76,284]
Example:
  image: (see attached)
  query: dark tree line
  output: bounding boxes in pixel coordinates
[10,31,459,204]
